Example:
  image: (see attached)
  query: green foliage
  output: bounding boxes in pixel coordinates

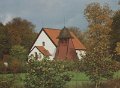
[0,77,14,88]
[82,56,119,81]
[0,73,26,88]
[10,45,27,61]
[0,23,9,59]
[110,11,120,61]
[9,45,27,73]
[25,59,72,88]
[0,60,4,73]
[115,42,120,55]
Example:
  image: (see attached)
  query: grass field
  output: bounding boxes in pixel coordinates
[0,71,120,88]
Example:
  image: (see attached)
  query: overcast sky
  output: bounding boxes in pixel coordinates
[0,0,119,32]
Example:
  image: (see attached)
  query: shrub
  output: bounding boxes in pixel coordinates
[9,59,22,73]
[0,75,14,88]
[10,45,27,62]
[0,58,27,74]
[9,58,27,73]
[24,59,72,88]
[0,61,4,73]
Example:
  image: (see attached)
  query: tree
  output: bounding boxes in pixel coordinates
[0,23,10,59]
[25,59,72,88]
[10,45,27,61]
[68,27,86,44]
[6,17,37,50]
[9,45,27,73]
[118,0,120,5]
[110,11,120,61]
[84,2,113,55]
[83,3,118,88]
[115,42,120,55]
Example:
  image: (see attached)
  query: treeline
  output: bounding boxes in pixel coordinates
[0,17,37,59]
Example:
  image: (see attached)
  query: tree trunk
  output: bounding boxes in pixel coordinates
[95,81,100,88]
[95,82,98,88]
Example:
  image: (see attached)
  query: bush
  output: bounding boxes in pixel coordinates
[9,58,27,73]
[24,59,72,88]
[0,61,4,73]
[0,59,27,74]
[0,75,15,88]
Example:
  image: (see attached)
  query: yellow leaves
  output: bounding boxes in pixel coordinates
[85,2,112,26]
[115,42,120,55]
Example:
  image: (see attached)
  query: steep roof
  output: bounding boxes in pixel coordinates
[36,46,51,56]
[43,28,86,50]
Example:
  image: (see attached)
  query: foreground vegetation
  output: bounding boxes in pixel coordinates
[0,71,120,88]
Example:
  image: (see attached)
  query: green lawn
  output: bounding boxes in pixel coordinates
[70,72,89,81]
[0,71,120,88]
[66,72,90,88]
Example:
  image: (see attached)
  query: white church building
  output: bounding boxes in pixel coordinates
[29,27,86,61]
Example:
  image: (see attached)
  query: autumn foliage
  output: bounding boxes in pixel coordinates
[0,17,37,59]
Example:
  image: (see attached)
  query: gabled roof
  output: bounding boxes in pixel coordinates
[36,46,51,56]
[43,28,86,50]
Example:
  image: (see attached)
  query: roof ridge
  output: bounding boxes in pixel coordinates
[43,27,60,30]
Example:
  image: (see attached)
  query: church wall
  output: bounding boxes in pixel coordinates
[29,47,44,61]
[31,30,56,60]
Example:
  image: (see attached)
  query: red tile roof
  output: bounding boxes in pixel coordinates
[36,46,51,56]
[43,28,86,50]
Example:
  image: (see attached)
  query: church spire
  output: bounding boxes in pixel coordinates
[57,27,73,39]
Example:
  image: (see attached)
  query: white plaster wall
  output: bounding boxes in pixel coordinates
[76,50,86,60]
[29,47,44,61]
[31,30,56,60]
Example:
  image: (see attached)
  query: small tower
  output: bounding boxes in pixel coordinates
[55,27,77,60]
